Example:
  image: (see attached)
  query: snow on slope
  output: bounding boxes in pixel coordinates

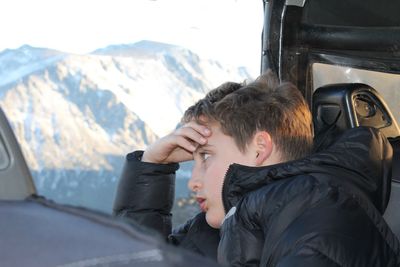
[0,45,66,89]
[91,40,252,136]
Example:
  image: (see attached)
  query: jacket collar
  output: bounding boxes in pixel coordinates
[222,127,392,214]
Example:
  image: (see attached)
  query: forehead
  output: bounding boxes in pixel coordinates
[189,118,237,149]
[203,122,234,146]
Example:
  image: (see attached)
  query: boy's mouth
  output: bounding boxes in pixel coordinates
[196,197,207,212]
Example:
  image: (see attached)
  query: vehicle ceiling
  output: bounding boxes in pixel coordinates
[302,0,400,27]
[261,0,400,102]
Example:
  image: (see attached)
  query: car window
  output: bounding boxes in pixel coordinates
[0,0,263,226]
[312,63,400,124]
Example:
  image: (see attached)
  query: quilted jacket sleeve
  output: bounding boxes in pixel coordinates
[113,151,221,261]
[113,150,179,238]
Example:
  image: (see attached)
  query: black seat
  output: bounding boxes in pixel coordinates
[391,137,400,182]
[312,83,400,238]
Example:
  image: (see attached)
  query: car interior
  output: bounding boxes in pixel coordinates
[0,108,36,200]
[261,0,400,240]
[312,83,400,238]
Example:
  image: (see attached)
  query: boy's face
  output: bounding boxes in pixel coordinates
[189,122,255,229]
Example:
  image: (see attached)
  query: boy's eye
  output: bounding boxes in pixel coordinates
[200,153,211,161]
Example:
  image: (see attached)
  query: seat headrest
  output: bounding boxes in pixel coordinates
[312,83,400,139]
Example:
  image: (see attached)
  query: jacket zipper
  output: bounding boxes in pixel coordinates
[221,164,235,214]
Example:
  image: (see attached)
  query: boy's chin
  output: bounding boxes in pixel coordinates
[205,211,224,229]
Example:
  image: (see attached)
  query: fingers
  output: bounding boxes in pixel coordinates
[184,121,211,137]
[174,135,199,152]
[174,122,211,148]
[141,121,212,164]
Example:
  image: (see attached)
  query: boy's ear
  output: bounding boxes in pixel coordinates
[253,131,273,166]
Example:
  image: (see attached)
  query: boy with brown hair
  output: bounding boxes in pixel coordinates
[114,71,400,266]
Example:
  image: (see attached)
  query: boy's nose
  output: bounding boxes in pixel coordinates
[189,161,203,192]
[188,175,202,192]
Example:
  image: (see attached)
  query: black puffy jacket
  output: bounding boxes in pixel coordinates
[114,127,400,266]
[113,151,220,260]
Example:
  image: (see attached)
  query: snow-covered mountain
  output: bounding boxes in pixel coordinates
[0,41,252,216]
[0,45,66,89]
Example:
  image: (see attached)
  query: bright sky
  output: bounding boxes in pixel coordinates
[0,0,264,74]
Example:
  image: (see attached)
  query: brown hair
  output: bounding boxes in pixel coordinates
[182,70,313,161]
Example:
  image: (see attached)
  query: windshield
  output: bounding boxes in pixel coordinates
[0,0,263,225]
